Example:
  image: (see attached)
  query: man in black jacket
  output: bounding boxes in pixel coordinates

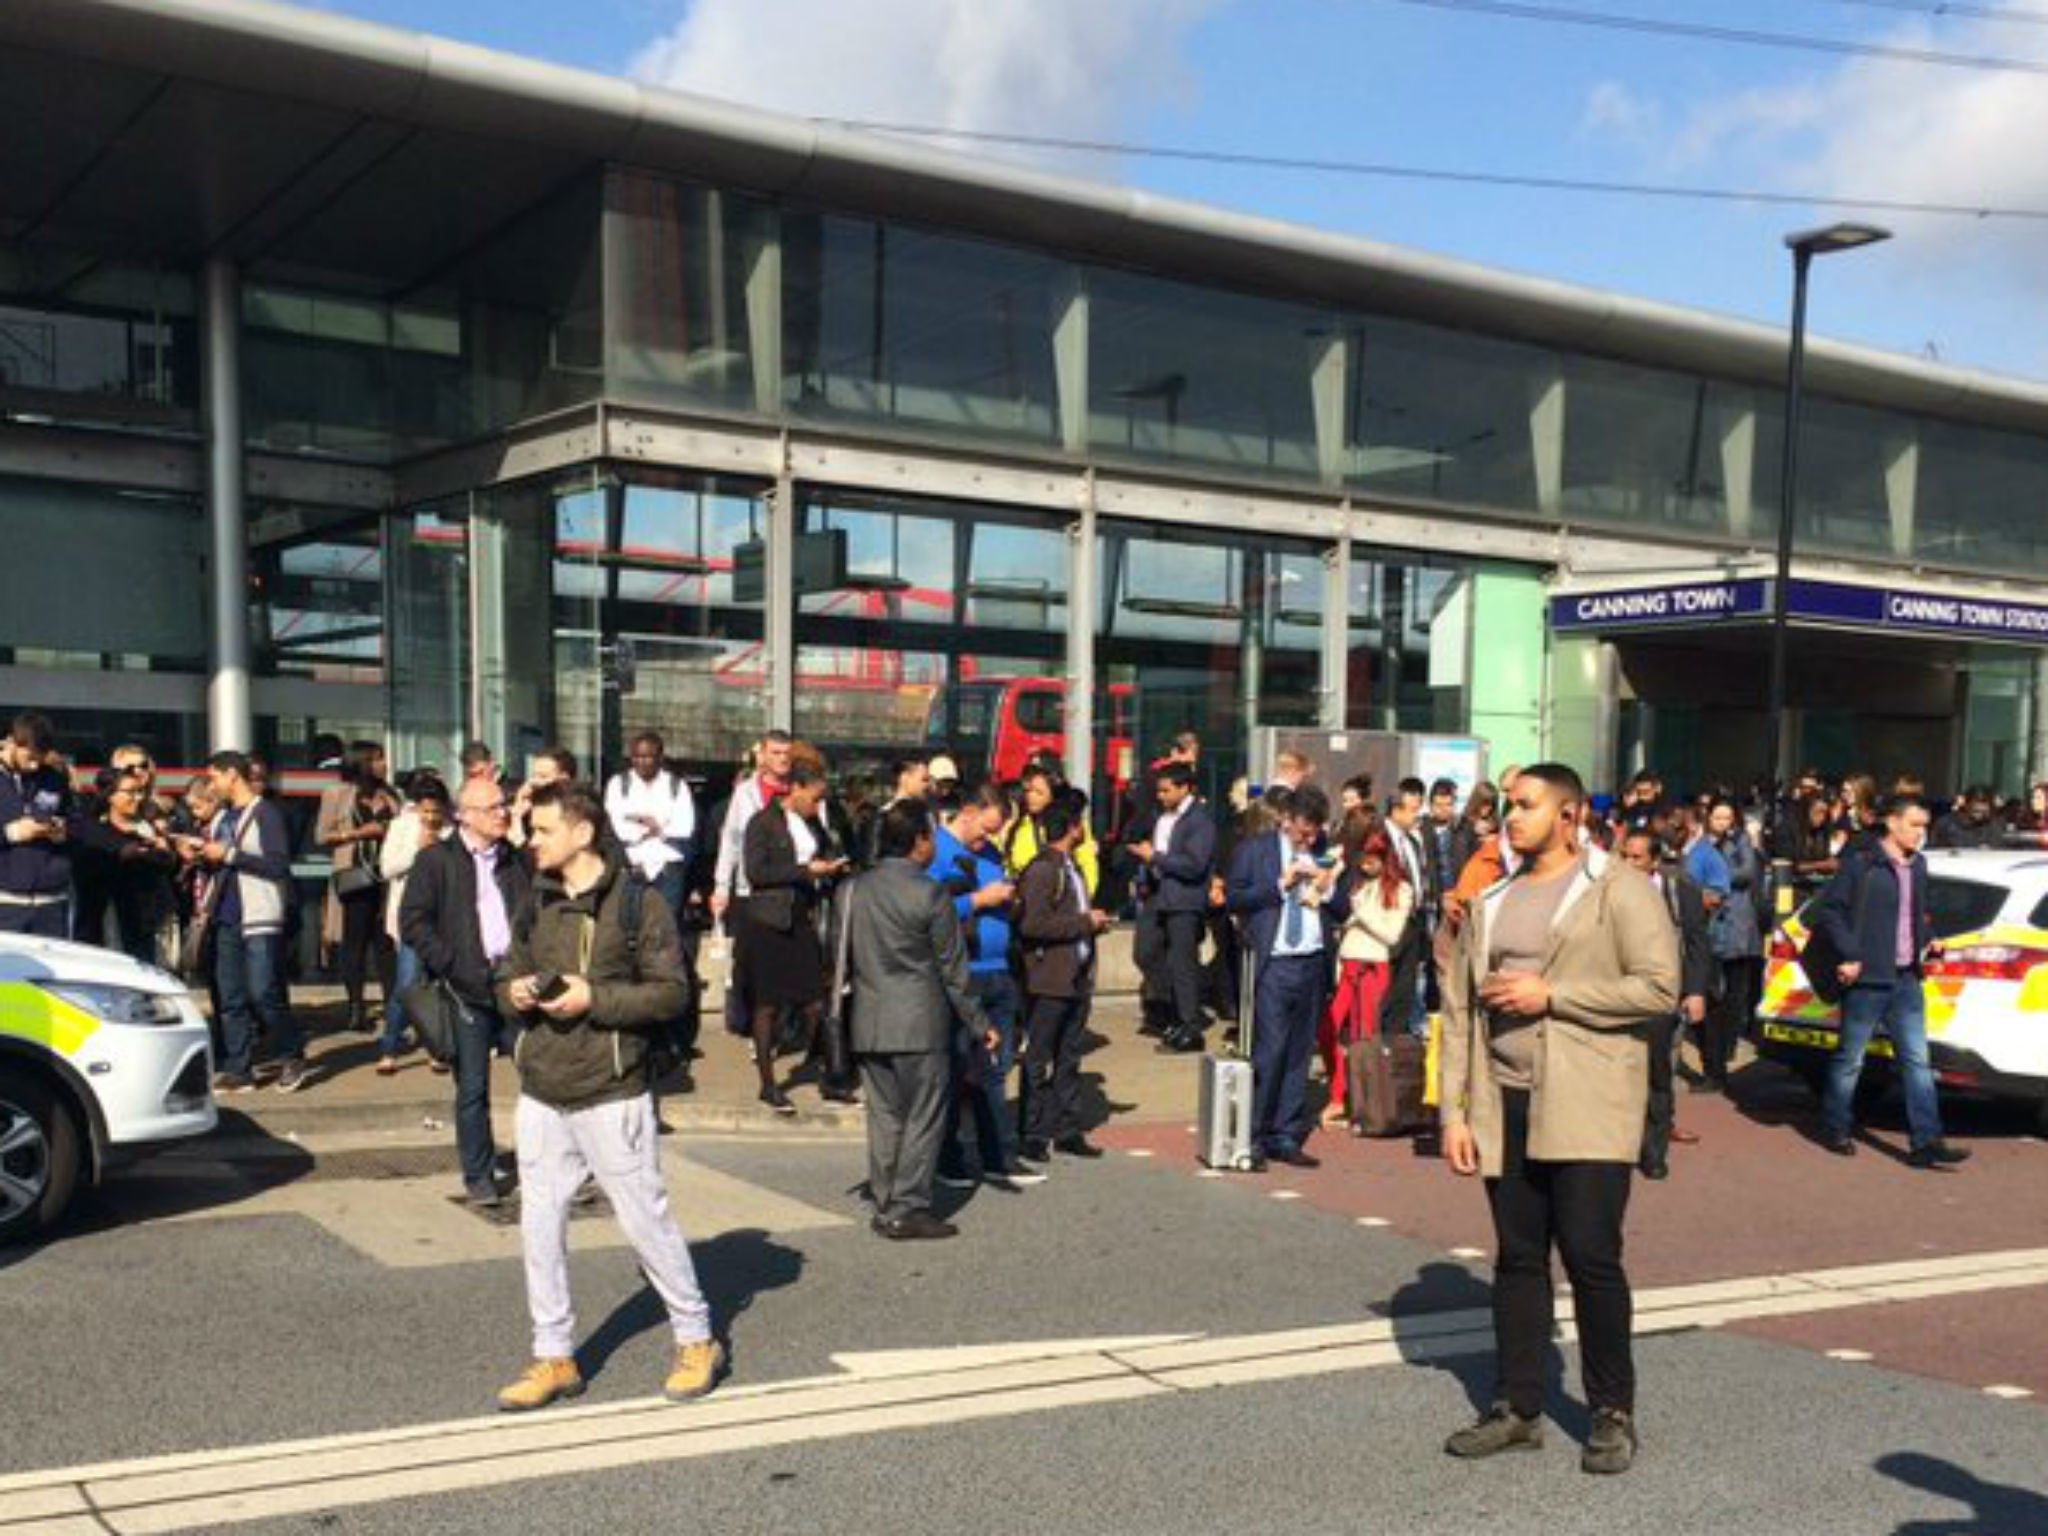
[1813,795,1969,1169]
[0,712,78,937]
[401,774,533,1206]
[1129,763,1217,1054]
[1621,829,1712,1178]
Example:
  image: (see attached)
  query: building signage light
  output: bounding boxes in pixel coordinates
[1554,575,2048,648]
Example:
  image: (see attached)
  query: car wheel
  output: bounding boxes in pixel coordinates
[0,1073,80,1245]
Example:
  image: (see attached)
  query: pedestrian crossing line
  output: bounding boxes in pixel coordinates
[5,1246,2047,1535]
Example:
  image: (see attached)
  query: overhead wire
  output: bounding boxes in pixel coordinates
[1369,0,2048,74]
[816,120,2048,223]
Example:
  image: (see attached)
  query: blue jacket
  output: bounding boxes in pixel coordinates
[1142,801,1217,915]
[1225,829,1345,961]
[930,825,1012,975]
[0,763,77,900]
[1815,842,1933,985]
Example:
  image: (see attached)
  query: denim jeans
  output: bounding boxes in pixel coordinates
[941,970,1021,1175]
[380,942,421,1057]
[214,928,302,1077]
[1824,974,1944,1150]
[454,998,509,1189]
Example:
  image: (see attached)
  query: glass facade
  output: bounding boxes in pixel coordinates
[794,489,1068,791]
[9,153,2048,800]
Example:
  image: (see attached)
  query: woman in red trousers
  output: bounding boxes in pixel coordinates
[1319,828,1414,1129]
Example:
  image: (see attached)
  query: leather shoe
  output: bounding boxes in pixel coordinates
[876,1210,958,1240]
[1155,1030,1205,1055]
[1907,1140,1971,1170]
[1054,1133,1104,1159]
[1638,1158,1669,1181]
[1819,1130,1855,1157]
[1271,1146,1320,1169]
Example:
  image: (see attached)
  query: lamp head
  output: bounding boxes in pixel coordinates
[1785,222,1892,257]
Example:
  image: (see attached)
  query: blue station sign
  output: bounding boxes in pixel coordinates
[1551,579,1770,632]
[1553,576,2048,648]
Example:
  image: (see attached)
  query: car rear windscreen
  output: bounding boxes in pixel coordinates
[1928,877,2008,938]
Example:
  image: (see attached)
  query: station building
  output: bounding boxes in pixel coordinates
[7,0,2048,804]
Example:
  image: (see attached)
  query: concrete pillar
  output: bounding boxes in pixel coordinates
[1719,403,1756,541]
[1886,432,1919,560]
[201,254,251,751]
[1320,531,1351,729]
[767,453,796,734]
[1529,368,1565,518]
[1053,279,1089,455]
[1311,334,1350,486]
[1063,474,1097,793]
[744,212,783,418]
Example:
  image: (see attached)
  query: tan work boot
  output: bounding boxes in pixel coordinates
[664,1338,727,1402]
[497,1357,585,1413]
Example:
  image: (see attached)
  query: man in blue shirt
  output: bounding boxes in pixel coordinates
[929,786,1041,1186]
[1226,784,1341,1169]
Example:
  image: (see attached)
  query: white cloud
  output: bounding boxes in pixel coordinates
[1579,80,1661,145]
[630,0,1230,173]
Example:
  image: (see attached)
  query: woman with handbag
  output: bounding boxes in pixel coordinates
[738,764,849,1115]
[1319,828,1413,1130]
[317,741,400,1034]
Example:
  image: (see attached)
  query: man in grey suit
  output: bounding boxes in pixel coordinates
[846,798,996,1240]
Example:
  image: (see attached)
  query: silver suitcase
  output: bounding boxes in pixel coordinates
[1197,940,1258,1171]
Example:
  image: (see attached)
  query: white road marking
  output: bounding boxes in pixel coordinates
[1984,1384,2035,1400]
[155,1148,850,1269]
[1269,1190,1303,1201]
[1448,1246,1486,1260]
[1825,1349,1875,1362]
[1356,1217,1390,1228]
[1125,1149,1155,1159]
[7,1247,2047,1535]
[1196,1168,1227,1179]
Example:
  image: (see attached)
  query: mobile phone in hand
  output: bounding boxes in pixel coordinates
[533,972,569,1003]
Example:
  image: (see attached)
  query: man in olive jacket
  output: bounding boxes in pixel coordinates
[1438,763,1678,1478]
[490,782,723,1414]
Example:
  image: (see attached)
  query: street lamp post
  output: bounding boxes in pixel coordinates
[1762,222,1892,800]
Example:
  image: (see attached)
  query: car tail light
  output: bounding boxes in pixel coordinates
[1926,944,2048,982]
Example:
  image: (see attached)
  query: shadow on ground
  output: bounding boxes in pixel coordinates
[579,1227,806,1382]
[1880,1449,2048,1535]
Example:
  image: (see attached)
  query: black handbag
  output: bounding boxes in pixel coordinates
[402,979,462,1063]
[332,862,383,899]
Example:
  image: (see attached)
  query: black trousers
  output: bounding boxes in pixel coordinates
[1023,993,1089,1144]
[1161,910,1206,1037]
[1487,1088,1635,1419]
[1134,904,1169,1022]
[1641,1013,1680,1168]
[1204,910,1241,1022]
[1704,956,1761,1085]
[337,886,396,1014]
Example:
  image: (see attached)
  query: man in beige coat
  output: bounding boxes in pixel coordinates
[1438,763,1678,1476]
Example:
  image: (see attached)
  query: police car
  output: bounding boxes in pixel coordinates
[1756,848,2048,1133]
[0,933,216,1242]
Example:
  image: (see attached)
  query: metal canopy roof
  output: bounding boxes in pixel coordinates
[6,0,2048,435]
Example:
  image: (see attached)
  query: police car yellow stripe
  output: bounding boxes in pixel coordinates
[0,979,101,1056]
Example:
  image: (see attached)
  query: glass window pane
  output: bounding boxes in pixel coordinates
[1088,271,1321,479]
[606,172,757,412]
[1347,552,1478,733]
[1344,316,1542,513]
[784,213,1063,444]
[794,491,1065,790]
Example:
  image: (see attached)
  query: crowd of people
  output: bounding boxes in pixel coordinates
[2,706,1995,1441]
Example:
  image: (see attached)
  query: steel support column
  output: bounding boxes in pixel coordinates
[201,254,251,751]
[1064,472,1097,794]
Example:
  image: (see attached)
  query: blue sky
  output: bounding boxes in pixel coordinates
[308,0,2048,382]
